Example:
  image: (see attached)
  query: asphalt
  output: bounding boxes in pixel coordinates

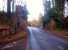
[27,27,68,50]
[0,26,68,50]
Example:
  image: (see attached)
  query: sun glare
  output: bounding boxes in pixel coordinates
[0,0,44,21]
[26,0,44,22]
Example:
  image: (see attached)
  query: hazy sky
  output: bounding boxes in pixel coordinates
[26,0,44,21]
[0,0,7,12]
[0,0,68,19]
[0,0,44,21]
[15,0,44,21]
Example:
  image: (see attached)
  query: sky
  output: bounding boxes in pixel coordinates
[0,0,44,21]
[15,0,44,21]
[26,0,44,21]
[0,0,7,12]
[0,0,67,21]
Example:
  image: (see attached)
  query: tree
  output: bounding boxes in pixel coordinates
[55,0,64,17]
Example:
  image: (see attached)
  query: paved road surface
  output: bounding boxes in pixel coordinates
[0,27,68,50]
[27,27,68,50]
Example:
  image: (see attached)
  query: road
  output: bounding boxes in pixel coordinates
[0,27,68,50]
[27,27,68,50]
